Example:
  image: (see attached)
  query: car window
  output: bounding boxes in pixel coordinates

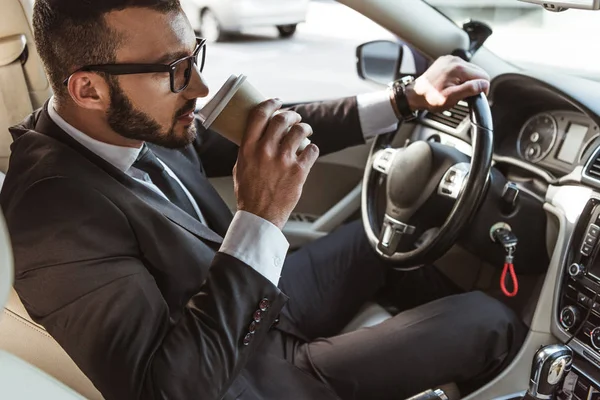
[188,0,396,104]
[426,0,600,81]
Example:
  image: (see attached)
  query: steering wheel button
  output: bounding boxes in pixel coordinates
[446,171,457,183]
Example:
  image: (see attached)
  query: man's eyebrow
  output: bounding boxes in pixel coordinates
[152,39,198,64]
[153,50,190,65]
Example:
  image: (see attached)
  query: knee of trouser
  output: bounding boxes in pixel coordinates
[456,291,526,349]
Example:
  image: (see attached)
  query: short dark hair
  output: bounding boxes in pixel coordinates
[33,0,182,104]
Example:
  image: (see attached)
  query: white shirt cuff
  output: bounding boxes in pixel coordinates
[219,210,289,286]
[356,90,399,139]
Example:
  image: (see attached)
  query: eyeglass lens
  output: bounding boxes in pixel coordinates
[173,46,205,92]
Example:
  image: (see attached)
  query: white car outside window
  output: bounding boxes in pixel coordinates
[180,0,310,42]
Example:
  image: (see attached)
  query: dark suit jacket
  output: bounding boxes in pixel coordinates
[0,97,367,400]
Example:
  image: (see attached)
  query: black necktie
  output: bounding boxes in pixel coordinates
[133,145,200,221]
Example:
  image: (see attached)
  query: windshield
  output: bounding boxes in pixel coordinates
[426,1,600,81]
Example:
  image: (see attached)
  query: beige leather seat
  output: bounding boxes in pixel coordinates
[0,0,103,398]
[0,202,86,398]
[0,0,50,172]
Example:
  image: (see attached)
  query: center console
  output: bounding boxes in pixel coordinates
[557,197,600,363]
[556,355,600,400]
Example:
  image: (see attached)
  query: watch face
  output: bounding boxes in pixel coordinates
[400,75,415,85]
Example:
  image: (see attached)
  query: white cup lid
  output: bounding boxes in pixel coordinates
[199,74,247,129]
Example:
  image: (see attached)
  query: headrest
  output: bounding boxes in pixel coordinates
[0,34,26,67]
[0,210,13,312]
[0,0,51,109]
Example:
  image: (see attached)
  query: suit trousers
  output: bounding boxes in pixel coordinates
[272,220,526,400]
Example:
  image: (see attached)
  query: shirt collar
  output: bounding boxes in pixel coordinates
[47,96,142,173]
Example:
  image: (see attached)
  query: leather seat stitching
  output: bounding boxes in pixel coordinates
[2,308,53,338]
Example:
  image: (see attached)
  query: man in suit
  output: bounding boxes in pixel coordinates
[0,0,526,399]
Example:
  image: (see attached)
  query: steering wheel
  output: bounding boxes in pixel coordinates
[361,93,494,269]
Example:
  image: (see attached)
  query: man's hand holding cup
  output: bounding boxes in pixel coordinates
[233,99,319,230]
[198,76,318,230]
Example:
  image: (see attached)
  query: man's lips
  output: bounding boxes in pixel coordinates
[178,108,195,119]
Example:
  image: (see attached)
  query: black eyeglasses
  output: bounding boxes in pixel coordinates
[62,38,207,93]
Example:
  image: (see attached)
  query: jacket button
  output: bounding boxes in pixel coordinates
[253,310,263,322]
[271,316,280,328]
[243,333,253,346]
[259,298,270,312]
[248,321,258,333]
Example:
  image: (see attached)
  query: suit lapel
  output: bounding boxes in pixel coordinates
[35,104,223,245]
[126,179,224,244]
[151,145,234,237]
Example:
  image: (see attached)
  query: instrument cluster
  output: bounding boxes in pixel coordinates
[517,110,600,172]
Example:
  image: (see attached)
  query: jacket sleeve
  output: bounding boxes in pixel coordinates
[4,177,287,400]
[198,96,365,178]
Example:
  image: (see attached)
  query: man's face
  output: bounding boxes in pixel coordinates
[103,7,208,148]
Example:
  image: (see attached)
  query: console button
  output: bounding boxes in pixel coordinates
[593,302,600,314]
[569,263,586,278]
[589,224,600,238]
[566,285,579,299]
[582,243,593,256]
[586,235,598,247]
[578,292,592,306]
[584,322,595,336]
[560,306,581,330]
[591,327,600,350]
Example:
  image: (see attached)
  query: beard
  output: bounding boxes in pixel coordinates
[105,78,197,149]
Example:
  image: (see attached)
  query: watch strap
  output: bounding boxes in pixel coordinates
[391,76,418,122]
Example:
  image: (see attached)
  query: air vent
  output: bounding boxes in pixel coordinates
[423,100,469,130]
[586,151,600,179]
[288,213,318,223]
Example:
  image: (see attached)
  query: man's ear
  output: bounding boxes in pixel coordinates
[66,72,111,112]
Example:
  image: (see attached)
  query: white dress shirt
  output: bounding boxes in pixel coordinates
[47,92,398,286]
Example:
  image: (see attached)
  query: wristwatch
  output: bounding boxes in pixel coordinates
[389,75,418,122]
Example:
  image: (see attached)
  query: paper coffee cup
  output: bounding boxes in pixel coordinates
[198,74,311,152]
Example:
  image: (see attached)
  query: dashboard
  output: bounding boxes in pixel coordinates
[491,73,600,179]
[516,110,599,172]
[414,70,600,384]
[420,72,600,181]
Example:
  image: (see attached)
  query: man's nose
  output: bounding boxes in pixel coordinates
[185,68,209,99]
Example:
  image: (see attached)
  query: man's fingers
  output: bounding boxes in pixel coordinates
[244,99,284,146]
[453,60,491,83]
[297,143,320,170]
[444,79,490,105]
[280,123,313,155]
[261,111,302,150]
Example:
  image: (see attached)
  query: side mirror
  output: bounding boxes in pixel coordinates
[356,40,417,85]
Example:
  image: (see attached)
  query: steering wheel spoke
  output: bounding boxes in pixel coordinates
[377,214,416,256]
[372,147,400,175]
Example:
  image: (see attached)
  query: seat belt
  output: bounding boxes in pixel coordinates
[0,34,33,173]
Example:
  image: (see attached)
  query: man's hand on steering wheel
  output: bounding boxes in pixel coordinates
[404,55,491,113]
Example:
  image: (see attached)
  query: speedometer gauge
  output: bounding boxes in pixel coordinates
[517,113,558,163]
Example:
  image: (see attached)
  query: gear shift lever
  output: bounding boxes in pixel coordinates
[527,344,573,400]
